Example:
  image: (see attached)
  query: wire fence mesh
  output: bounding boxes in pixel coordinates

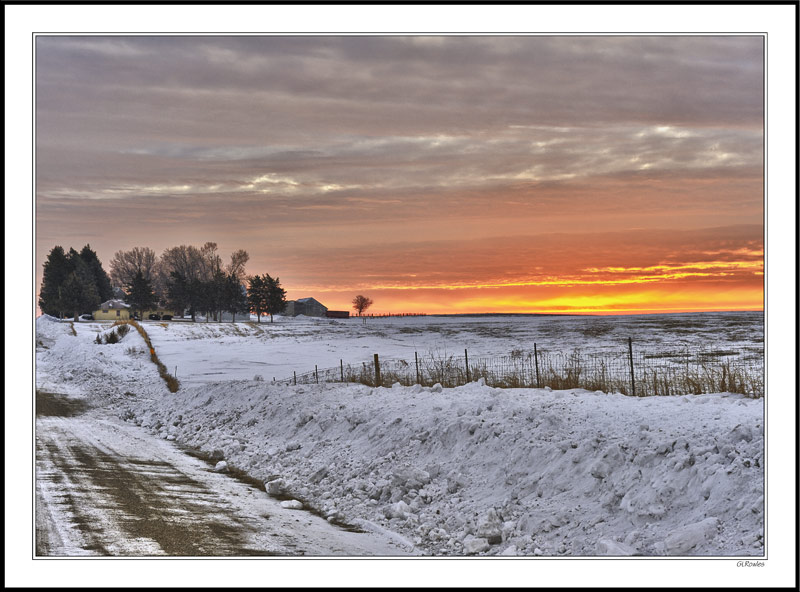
[274,342,764,398]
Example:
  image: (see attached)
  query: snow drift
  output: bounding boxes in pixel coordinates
[124,380,763,556]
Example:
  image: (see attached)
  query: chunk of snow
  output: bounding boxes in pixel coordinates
[500,544,518,555]
[384,500,411,520]
[476,509,503,545]
[266,479,285,495]
[596,539,636,555]
[463,536,490,555]
[664,518,720,554]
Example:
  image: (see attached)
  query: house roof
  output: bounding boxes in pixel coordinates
[98,299,130,309]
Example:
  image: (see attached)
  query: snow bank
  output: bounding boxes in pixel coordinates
[123,380,764,556]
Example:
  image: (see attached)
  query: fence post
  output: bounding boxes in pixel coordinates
[175,366,178,380]
[415,351,420,385]
[628,337,636,396]
[315,365,318,384]
[464,349,470,383]
[340,359,344,382]
[374,353,381,387]
[293,370,297,386]
[534,343,541,388]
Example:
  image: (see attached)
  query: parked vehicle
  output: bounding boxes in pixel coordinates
[78,314,94,321]
[148,314,161,320]
[161,315,173,321]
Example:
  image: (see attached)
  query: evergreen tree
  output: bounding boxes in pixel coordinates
[39,246,72,318]
[263,274,287,323]
[125,270,156,320]
[166,272,192,320]
[166,271,208,322]
[193,277,215,323]
[247,275,266,323]
[62,250,100,320]
[212,269,228,321]
[79,244,114,302]
[225,273,249,322]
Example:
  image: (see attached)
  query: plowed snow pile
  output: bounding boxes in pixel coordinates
[125,380,763,556]
[36,315,764,556]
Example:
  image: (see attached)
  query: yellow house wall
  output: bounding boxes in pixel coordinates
[93,309,131,321]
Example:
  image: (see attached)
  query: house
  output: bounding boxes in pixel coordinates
[94,299,131,321]
[282,297,328,317]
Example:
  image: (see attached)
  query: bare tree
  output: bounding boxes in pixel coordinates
[158,245,205,319]
[199,242,222,281]
[225,249,250,282]
[352,295,373,317]
[109,247,157,289]
[159,245,204,281]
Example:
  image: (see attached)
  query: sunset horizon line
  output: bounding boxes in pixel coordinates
[285,306,764,318]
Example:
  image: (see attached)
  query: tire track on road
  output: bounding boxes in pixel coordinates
[35,392,411,557]
[36,411,281,555]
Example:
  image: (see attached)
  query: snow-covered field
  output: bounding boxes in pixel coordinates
[139,311,764,387]
[35,312,765,557]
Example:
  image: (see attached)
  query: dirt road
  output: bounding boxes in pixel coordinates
[35,391,410,557]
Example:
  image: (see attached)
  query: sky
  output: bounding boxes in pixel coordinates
[34,35,765,315]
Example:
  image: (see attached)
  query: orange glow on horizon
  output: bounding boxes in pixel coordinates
[290,258,762,293]
[286,283,763,317]
[285,254,763,315]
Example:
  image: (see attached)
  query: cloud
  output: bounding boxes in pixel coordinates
[35,35,765,313]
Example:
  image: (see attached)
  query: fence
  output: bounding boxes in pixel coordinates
[358,313,428,318]
[273,340,765,398]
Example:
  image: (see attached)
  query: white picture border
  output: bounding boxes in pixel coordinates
[5,4,796,588]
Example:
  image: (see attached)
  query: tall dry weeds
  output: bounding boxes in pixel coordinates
[114,320,180,392]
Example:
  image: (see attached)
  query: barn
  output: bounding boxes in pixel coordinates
[282,297,328,317]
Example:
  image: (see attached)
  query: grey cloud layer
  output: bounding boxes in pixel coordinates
[36,35,763,227]
[37,36,763,131]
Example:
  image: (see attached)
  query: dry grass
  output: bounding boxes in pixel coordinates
[286,348,763,398]
[114,320,180,393]
[228,323,247,337]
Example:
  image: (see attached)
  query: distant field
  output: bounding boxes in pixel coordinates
[76,311,764,390]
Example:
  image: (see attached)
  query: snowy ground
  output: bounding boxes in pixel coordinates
[34,313,765,557]
[140,311,764,387]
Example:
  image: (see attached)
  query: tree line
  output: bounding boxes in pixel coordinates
[39,242,287,323]
[38,245,114,321]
